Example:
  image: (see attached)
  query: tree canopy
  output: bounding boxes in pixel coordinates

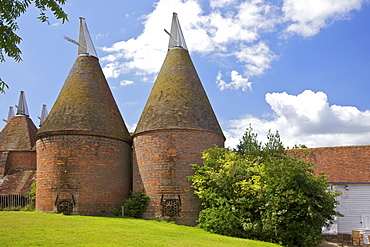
[190,127,340,247]
[0,0,68,92]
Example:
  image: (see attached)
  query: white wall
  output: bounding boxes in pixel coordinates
[335,184,370,234]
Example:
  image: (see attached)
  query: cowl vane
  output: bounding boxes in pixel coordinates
[16,91,29,116]
[166,12,188,50]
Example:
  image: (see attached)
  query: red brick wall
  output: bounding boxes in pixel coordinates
[133,129,225,226]
[0,151,36,195]
[36,134,132,216]
[287,145,370,183]
[7,151,36,171]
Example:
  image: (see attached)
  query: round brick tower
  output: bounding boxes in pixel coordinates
[35,18,132,216]
[133,13,225,226]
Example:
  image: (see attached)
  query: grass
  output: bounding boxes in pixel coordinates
[0,211,279,246]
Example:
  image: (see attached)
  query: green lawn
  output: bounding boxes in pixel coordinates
[0,211,279,246]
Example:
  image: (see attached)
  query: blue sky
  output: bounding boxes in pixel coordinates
[1,0,370,148]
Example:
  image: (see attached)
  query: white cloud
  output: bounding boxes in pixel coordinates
[120,80,134,86]
[210,0,236,8]
[126,123,137,133]
[224,90,370,148]
[101,0,366,90]
[102,62,122,79]
[51,22,61,27]
[96,33,108,40]
[124,102,137,106]
[101,0,279,86]
[282,0,364,37]
[234,41,276,76]
[216,70,252,91]
[101,0,203,80]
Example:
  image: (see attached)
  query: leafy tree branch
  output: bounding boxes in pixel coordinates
[0,0,68,92]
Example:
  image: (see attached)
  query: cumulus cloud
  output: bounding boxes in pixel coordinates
[210,0,236,8]
[101,0,203,81]
[126,123,137,133]
[282,0,363,37]
[234,41,277,77]
[120,80,134,86]
[101,0,278,85]
[216,70,252,91]
[100,0,366,90]
[224,90,370,148]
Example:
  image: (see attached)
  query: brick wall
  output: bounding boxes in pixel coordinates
[36,134,132,216]
[133,129,224,226]
[0,151,36,195]
[287,145,370,183]
[6,151,36,171]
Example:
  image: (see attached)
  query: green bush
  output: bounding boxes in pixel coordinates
[190,127,341,247]
[115,190,149,218]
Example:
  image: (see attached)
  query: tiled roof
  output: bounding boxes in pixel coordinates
[36,56,132,144]
[135,48,224,138]
[287,145,370,183]
[0,116,37,151]
[0,169,35,195]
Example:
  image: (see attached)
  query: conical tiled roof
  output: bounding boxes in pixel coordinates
[0,115,37,151]
[37,18,131,143]
[36,55,132,143]
[134,47,224,137]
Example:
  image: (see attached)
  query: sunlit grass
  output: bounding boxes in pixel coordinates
[0,211,279,246]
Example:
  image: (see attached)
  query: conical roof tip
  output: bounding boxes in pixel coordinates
[78,17,98,58]
[7,106,15,122]
[167,13,188,50]
[38,104,48,127]
[16,91,29,116]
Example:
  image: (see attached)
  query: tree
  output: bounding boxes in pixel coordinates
[0,0,68,92]
[190,126,340,247]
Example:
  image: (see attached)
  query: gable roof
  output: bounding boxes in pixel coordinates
[288,145,370,183]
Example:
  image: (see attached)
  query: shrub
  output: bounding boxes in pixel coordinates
[115,190,149,218]
[190,127,341,247]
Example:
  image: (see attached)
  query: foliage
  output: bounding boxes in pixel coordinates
[0,0,68,92]
[1,205,34,211]
[25,180,36,201]
[120,190,150,218]
[190,126,340,247]
[0,211,279,246]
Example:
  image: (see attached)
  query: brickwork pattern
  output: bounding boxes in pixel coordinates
[6,151,36,171]
[133,129,224,226]
[287,145,370,183]
[36,134,132,216]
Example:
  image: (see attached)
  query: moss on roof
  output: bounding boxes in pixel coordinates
[0,115,37,151]
[36,56,132,144]
[135,48,224,138]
